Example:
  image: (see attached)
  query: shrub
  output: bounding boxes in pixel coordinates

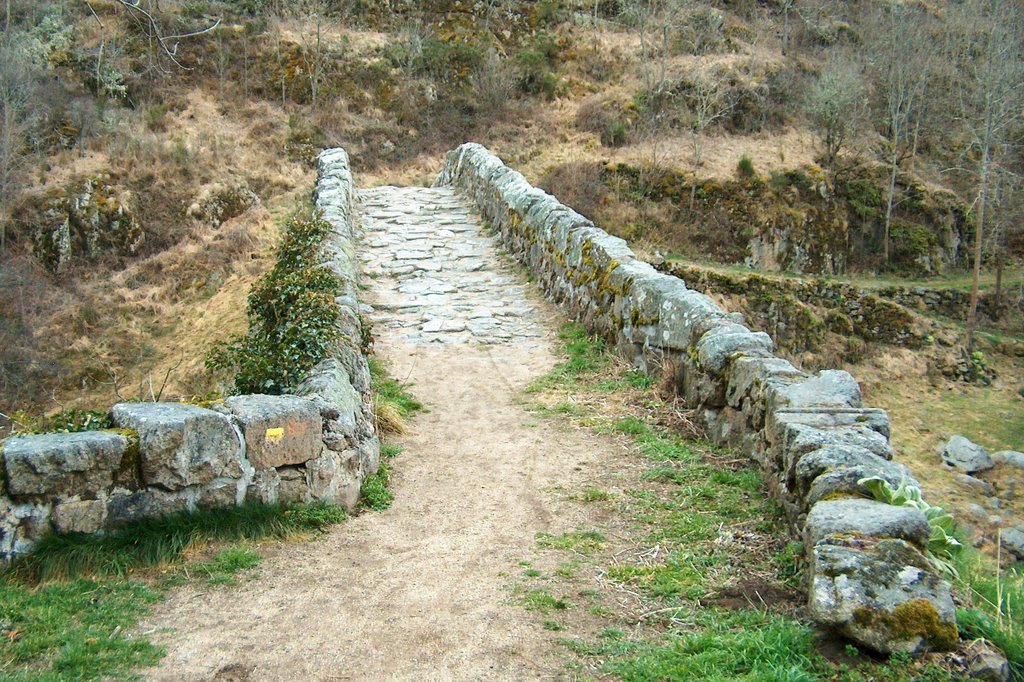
[736,154,756,179]
[206,214,341,395]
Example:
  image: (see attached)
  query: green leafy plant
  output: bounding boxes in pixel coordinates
[206,214,342,394]
[859,476,962,578]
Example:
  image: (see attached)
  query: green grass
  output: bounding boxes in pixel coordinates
[954,549,1024,680]
[0,578,164,681]
[0,502,345,681]
[521,588,572,614]
[536,531,607,554]
[529,323,609,391]
[187,545,262,587]
[359,460,394,511]
[7,503,345,583]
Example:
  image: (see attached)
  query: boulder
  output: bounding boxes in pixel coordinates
[809,537,957,654]
[2,431,129,497]
[965,639,1011,682]
[955,473,997,497]
[805,498,931,548]
[992,451,1024,470]
[939,435,993,473]
[223,394,323,470]
[111,403,243,490]
[999,527,1024,560]
[106,490,189,527]
[795,445,915,503]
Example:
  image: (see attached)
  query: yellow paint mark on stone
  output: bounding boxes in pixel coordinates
[266,427,284,441]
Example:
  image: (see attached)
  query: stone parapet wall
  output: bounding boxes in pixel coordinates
[437,142,956,654]
[0,148,378,562]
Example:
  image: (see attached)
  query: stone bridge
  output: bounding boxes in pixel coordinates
[0,144,956,656]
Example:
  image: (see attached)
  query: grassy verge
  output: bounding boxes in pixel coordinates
[519,323,962,681]
[359,358,423,511]
[0,502,345,680]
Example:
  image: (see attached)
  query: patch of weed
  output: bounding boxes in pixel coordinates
[536,531,607,554]
[577,488,613,502]
[522,588,572,614]
[190,545,262,587]
[370,357,423,435]
[359,460,394,511]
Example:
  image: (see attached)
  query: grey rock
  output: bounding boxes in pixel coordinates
[295,358,361,442]
[964,503,990,523]
[809,538,957,653]
[106,490,188,527]
[999,527,1024,559]
[966,639,1011,681]
[245,468,279,505]
[276,466,309,505]
[224,394,323,470]
[939,435,993,473]
[805,498,931,548]
[197,480,240,509]
[992,450,1024,470]
[779,370,863,409]
[955,473,997,496]
[111,402,243,490]
[51,499,107,534]
[795,445,915,503]
[2,431,129,497]
[695,325,774,375]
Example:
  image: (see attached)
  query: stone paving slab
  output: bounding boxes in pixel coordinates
[358,186,546,346]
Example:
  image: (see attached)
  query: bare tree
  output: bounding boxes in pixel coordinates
[685,61,734,171]
[0,33,37,254]
[622,0,685,97]
[949,0,1024,352]
[864,0,934,265]
[804,51,866,174]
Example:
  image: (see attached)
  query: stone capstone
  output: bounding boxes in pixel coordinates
[223,394,323,471]
[111,402,243,490]
[939,435,993,474]
[2,431,129,497]
[805,498,931,548]
[809,538,957,654]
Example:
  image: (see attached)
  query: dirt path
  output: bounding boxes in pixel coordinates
[141,187,618,681]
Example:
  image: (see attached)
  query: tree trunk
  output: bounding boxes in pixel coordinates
[966,146,991,354]
[883,142,899,266]
[994,250,1004,320]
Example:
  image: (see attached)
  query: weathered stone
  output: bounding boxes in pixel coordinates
[955,473,997,496]
[50,499,107,534]
[805,462,917,509]
[695,326,774,375]
[805,498,931,548]
[999,527,1024,560]
[245,468,279,505]
[197,480,240,509]
[2,431,129,497]
[939,435,993,473]
[809,538,957,653]
[106,490,188,527]
[111,402,243,490]
[965,639,1011,682]
[779,370,863,409]
[277,466,309,505]
[992,450,1024,470]
[795,445,913,501]
[224,394,323,470]
[295,358,361,441]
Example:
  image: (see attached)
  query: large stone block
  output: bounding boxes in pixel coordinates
[111,402,242,490]
[805,498,930,548]
[696,326,774,375]
[795,445,916,505]
[2,431,129,497]
[809,538,957,654]
[106,489,189,527]
[777,370,863,410]
[295,358,362,442]
[51,499,107,534]
[224,394,323,470]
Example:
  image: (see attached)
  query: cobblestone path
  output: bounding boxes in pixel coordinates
[358,186,546,346]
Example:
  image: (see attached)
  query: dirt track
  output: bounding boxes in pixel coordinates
[140,187,618,681]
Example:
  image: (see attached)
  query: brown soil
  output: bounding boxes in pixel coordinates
[140,337,621,680]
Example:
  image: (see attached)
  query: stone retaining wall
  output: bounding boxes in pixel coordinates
[437,143,957,655]
[0,148,378,562]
